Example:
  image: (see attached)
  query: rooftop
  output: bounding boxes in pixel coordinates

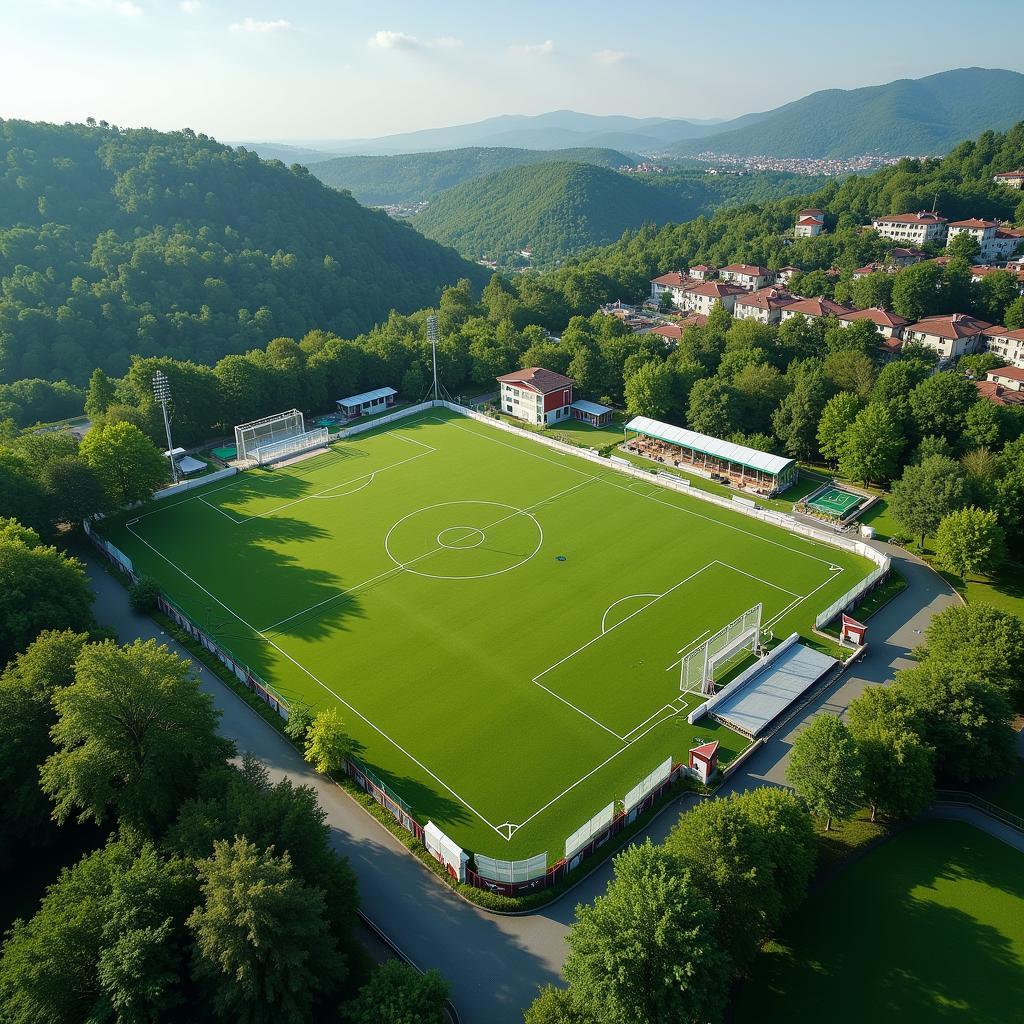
[838,307,909,328]
[336,386,397,408]
[784,296,855,318]
[976,381,1024,406]
[872,211,947,225]
[736,287,797,311]
[988,365,1024,382]
[721,263,773,276]
[496,366,575,393]
[948,218,999,230]
[907,313,992,339]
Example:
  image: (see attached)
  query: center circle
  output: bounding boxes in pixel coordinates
[436,526,485,549]
[384,500,544,580]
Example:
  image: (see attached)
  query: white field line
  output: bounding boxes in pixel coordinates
[530,680,626,741]
[600,593,659,634]
[621,704,676,740]
[123,519,511,841]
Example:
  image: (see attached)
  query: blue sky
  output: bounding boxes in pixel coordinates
[3,0,1023,142]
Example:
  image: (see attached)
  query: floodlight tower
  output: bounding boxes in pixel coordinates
[427,314,440,401]
[152,370,179,484]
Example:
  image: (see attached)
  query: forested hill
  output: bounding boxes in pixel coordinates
[670,68,1024,158]
[0,120,485,385]
[310,146,633,205]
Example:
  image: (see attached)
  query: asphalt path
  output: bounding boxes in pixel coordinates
[84,540,958,1024]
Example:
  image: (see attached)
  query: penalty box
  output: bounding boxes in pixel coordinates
[534,561,796,738]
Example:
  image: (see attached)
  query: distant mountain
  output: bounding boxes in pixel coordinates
[310,146,634,205]
[232,142,341,165]
[670,67,1024,158]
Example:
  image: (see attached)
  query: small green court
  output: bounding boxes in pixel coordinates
[806,486,864,518]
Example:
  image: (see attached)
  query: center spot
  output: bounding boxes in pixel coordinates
[437,526,485,550]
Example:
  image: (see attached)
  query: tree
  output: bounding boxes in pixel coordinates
[128,575,161,613]
[84,368,117,418]
[0,450,50,537]
[891,261,944,321]
[934,506,1006,580]
[623,360,675,420]
[188,837,345,1024]
[345,960,449,1024]
[80,421,167,506]
[918,603,1024,704]
[817,392,863,464]
[687,377,741,438]
[283,703,314,743]
[837,403,904,486]
[888,455,967,548]
[39,456,109,527]
[786,714,863,830]
[823,349,876,398]
[563,841,729,1024]
[871,358,932,426]
[525,986,596,1024]
[664,795,779,966]
[963,399,1004,450]
[946,232,981,263]
[0,527,93,665]
[908,372,980,445]
[41,639,230,833]
[771,364,830,460]
[894,662,1016,782]
[303,707,354,775]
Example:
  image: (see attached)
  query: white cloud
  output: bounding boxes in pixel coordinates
[433,36,463,50]
[509,39,554,57]
[229,17,292,34]
[113,0,141,14]
[179,0,200,13]
[593,49,632,65]
[368,30,421,50]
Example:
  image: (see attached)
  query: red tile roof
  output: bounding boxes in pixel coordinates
[948,218,999,229]
[687,281,746,298]
[784,297,855,318]
[996,228,1024,239]
[797,218,822,227]
[976,380,1024,405]
[906,313,992,340]
[721,263,772,277]
[889,247,926,259]
[649,323,682,340]
[987,327,1024,342]
[872,211,947,225]
[689,264,714,273]
[496,367,575,393]
[839,307,909,328]
[988,365,1024,382]
[651,271,691,287]
[993,170,1024,178]
[690,740,720,760]
[798,208,824,216]
[736,287,797,311]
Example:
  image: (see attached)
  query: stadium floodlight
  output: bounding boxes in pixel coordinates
[152,370,178,484]
[427,314,439,401]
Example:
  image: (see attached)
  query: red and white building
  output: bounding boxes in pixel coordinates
[689,264,717,281]
[687,741,720,785]
[852,262,887,279]
[985,365,1024,392]
[993,170,1024,190]
[985,327,1024,369]
[719,264,774,290]
[779,296,855,322]
[496,367,575,427]
[681,280,746,316]
[837,307,909,339]
[648,322,683,344]
[775,266,801,286]
[945,218,1024,262]
[649,270,694,307]
[871,211,948,246]
[733,287,798,323]
[795,209,825,238]
[902,313,992,362]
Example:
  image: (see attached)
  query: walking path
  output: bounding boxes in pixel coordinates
[84,540,960,1024]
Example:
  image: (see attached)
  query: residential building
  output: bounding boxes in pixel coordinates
[889,247,926,267]
[985,365,1024,391]
[837,307,909,339]
[992,170,1024,189]
[779,296,855,322]
[719,264,774,290]
[902,313,992,362]
[648,323,682,344]
[649,270,694,307]
[681,281,745,316]
[852,262,886,279]
[1008,259,1024,274]
[775,266,801,286]
[733,287,798,323]
[947,219,1024,262]
[794,211,824,238]
[870,211,948,246]
[688,264,716,281]
[496,367,575,427]
[970,266,1024,293]
[976,380,1024,406]
[985,327,1024,370]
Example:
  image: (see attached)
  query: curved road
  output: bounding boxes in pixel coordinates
[85,542,958,1024]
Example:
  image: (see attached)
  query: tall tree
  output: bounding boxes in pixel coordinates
[624,360,675,420]
[786,714,863,830]
[686,377,741,438]
[345,961,449,1024]
[303,708,354,775]
[563,841,729,1024]
[837,402,904,486]
[771,364,830,459]
[84,368,117,418]
[934,506,1006,580]
[816,391,863,465]
[41,639,230,833]
[79,421,168,506]
[889,454,967,548]
[908,372,980,445]
[40,456,109,527]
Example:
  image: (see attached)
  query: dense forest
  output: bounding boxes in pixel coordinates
[670,67,1024,158]
[411,162,822,266]
[0,120,485,386]
[310,146,633,205]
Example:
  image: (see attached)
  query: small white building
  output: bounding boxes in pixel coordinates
[689,264,716,281]
[902,313,992,362]
[871,211,948,246]
[985,365,1024,392]
[794,209,825,238]
[985,327,1024,370]
[733,287,797,324]
[779,297,855,322]
[681,281,745,316]
[650,271,693,307]
[993,170,1024,190]
[719,264,774,290]
[837,307,909,339]
[775,266,801,286]
[496,367,575,427]
[336,386,397,420]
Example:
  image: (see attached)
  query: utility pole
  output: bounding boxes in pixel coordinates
[152,370,179,484]
[427,314,440,401]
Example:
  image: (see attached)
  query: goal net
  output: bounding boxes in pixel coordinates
[680,603,763,696]
[252,428,329,466]
[234,409,306,464]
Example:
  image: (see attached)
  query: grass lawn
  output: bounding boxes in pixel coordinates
[98,408,872,862]
[735,821,1024,1024]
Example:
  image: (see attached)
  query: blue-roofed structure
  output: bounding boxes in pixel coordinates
[570,399,614,427]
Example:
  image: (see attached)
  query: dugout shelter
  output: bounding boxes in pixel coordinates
[336,387,397,420]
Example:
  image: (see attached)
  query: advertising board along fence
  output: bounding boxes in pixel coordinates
[424,822,468,882]
[624,756,674,816]
[335,401,435,440]
[565,802,616,862]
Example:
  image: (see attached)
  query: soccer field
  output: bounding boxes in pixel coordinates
[100,409,873,861]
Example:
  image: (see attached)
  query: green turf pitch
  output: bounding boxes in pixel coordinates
[101,410,872,860]
[735,821,1024,1023]
[807,486,863,517]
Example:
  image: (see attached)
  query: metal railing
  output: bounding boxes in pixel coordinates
[934,789,1024,834]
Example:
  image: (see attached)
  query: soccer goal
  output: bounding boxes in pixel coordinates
[251,427,329,466]
[234,409,307,464]
[680,603,763,696]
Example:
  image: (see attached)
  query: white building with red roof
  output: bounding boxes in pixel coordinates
[719,264,774,290]
[871,211,948,246]
[794,211,824,238]
[649,270,694,307]
[779,296,855,322]
[681,280,746,316]
[985,365,1024,392]
[902,313,993,361]
[985,327,1024,370]
[889,247,926,267]
[496,367,575,427]
[992,170,1024,190]
[733,287,798,324]
[688,264,716,281]
[775,266,801,286]
[947,219,1024,262]
[838,307,910,339]
[976,379,1024,406]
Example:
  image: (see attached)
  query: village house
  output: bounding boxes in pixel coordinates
[779,296,855,322]
[985,365,1024,391]
[852,262,886,279]
[947,218,1024,262]
[689,264,716,281]
[837,307,909,339]
[985,327,1024,370]
[719,264,774,290]
[496,367,574,427]
[649,270,694,307]
[733,287,797,323]
[970,266,1024,293]
[775,266,801,286]
[794,208,825,238]
[902,313,992,362]
[889,247,926,267]
[871,211,948,246]
[681,281,746,316]
[992,170,1024,190]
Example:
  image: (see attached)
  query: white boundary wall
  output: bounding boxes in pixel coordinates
[153,467,237,500]
[565,802,615,860]
[336,402,435,439]
[475,851,548,884]
[623,756,673,814]
[424,821,468,882]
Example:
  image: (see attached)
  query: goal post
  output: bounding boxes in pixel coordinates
[252,427,329,466]
[234,409,306,464]
[680,603,763,696]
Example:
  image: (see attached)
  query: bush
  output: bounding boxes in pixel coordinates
[128,576,161,613]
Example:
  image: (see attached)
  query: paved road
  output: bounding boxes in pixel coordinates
[84,540,958,1024]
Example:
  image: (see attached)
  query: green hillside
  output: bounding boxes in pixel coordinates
[672,68,1024,158]
[310,146,632,205]
[0,120,485,384]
